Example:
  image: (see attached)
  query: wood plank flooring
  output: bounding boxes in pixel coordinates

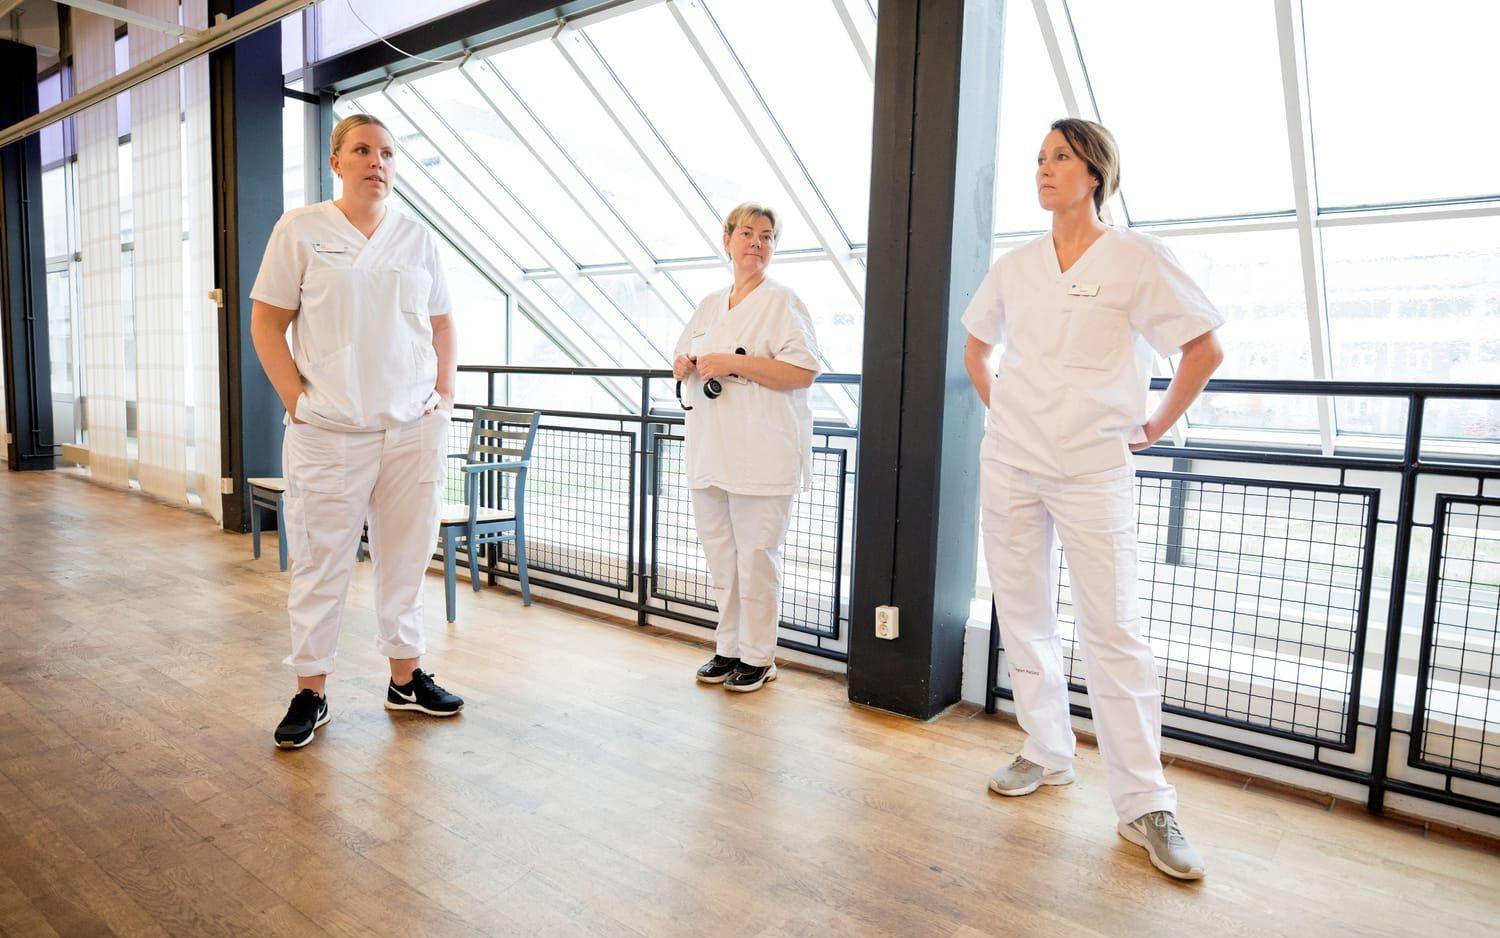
[1,468,1497,937]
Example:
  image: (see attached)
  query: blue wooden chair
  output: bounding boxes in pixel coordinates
[438,407,540,622]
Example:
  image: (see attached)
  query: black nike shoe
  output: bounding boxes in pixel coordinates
[724,662,778,693]
[696,654,741,684]
[385,669,464,716]
[274,689,329,748]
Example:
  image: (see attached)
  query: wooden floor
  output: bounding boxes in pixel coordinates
[2,470,1498,938]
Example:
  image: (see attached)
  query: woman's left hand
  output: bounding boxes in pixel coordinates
[695,353,741,381]
[1129,418,1163,452]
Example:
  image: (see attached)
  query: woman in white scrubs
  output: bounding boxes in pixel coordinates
[673,203,823,693]
[250,114,465,749]
[963,119,1224,879]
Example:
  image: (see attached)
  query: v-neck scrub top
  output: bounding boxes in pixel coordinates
[962,227,1224,479]
[251,201,452,432]
[673,278,823,495]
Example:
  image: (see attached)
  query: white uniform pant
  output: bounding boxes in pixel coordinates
[281,413,448,676]
[980,458,1176,824]
[689,486,794,668]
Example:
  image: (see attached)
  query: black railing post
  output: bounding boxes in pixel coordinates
[1368,392,1427,813]
[1165,456,1191,565]
[637,375,652,628]
[985,602,1000,714]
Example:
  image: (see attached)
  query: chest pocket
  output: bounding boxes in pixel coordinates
[1063,304,1132,371]
[397,266,434,317]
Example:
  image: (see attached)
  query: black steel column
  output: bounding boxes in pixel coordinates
[0,39,55,472]
[849,0,1003,719]
[210,0,286,531]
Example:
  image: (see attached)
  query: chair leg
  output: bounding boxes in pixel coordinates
[277,495,289,572]
[443,528,458,623]
[356,523,366,562]
[515,523,531,607]
[469,528,482,593]
[251,497,262,559]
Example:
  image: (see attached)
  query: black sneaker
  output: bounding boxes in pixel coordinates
[696,654,741,684]
[724,662,778,693]
[274,689,329,749]
[385,669,464,716]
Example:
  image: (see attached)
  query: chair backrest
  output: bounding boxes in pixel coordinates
[466,406,540,466]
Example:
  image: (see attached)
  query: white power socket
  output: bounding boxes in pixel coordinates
[875,605,900,640]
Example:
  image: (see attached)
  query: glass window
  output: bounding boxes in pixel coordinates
[1322,216,1500,439]
[486,44,711,262]
[115,35,130,136]
[1068,0,1293,221]
[283,82,306,210]
[47,269,74,397]
[42,166,69,259]
[281,11,304,76]
[350,94,548,271]
[701,0,874,245]
[1161,229,1320,433]
[438,240,507,367]
[118,141,132,245]
[994,0,1066,236]
[396,74,622,267]
[590,273,689,358]
[314,0,478,60]
[583,3,820,251]
[535,277,646,367]
[1304,1,1500,208]
[39,74,66,166]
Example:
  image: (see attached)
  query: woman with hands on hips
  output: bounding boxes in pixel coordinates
[963,119,1224,880]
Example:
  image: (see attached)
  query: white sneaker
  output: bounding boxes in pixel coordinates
[1117,811,1206,880]
[987,755,1075,797]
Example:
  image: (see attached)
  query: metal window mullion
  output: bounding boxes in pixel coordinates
[1316,199,1500,228]
[384,87,667,368]
[830,0,875,79]
[460,60,691,339]
[552,23,725,259]
[1275,0,1336,457]
[1031,0,1127,225]
[667,0,865,305]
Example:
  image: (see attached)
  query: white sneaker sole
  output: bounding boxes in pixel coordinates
[384,699,464,716]
[696,671,732,684]
[1116,823,1206,881]
[724,666,778,693]
[988,767,1074,797]
[275,709,330,749]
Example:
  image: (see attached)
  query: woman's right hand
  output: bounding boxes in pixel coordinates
[286,393,307,425]
[673,355,697,381]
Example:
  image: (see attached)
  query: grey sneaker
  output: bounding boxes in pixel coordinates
[987,755,1075,797]
[1117,811,1206,880]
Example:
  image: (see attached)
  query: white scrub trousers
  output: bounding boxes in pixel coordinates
[690,486,794,668]
[281,413,448,675]
[980,458,1177,824]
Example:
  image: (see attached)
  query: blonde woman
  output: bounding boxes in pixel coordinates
[964,119,1225,879]
[251,114,464,749]
[674,203,822,692]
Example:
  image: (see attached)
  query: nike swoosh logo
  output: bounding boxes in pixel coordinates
[392,687,417,702]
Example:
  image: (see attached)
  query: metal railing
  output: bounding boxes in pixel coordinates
[445,365,857,662]
[983,378,1500,818]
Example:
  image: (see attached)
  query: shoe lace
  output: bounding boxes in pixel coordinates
[413,670,446,696]
[1147,811,1187,847]
[1011,755,1038,772]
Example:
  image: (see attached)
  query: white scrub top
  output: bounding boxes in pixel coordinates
[250,201,452,432]
[673,278,823,496]
[962,226,1224,478]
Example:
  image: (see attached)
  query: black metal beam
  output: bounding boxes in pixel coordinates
[0,39,56,472]
[210,0,287,531]
[307,0,613,95]
[849,0,1003,720]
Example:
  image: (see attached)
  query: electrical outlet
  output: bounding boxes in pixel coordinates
[875,605,899,640]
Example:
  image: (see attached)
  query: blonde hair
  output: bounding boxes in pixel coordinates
[330,113,392,156]
[722,202,781,243]
[1049,118,1120,214]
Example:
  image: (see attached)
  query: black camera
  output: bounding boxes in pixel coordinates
[677,347,747,411]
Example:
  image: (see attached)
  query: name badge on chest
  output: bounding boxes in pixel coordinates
[313,242,349,254]
[1066,282,1101,297]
